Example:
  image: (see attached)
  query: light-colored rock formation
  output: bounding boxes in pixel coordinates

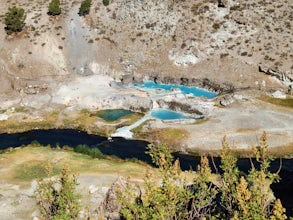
[272,90,286,99]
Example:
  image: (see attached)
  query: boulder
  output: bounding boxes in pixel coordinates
[0,114,8,121]
[219,94,234,106]
[80,64,94,75]
[272,90,286,99]
[258,65,293,84]
[107,94,152,112]
[157,100,203,115]
[120,74,134,85]
[95,176,143,219]
[24,85,38,94]
[180,77,189,85]
[89,185,99,194]
[96,176,133,220]
[109,80,123,89]
[218,0,226,8]
[288,85,292,95]
[157,94,215,115]
[202,78,224,93]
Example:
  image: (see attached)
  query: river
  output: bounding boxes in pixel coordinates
[0,129,292,216]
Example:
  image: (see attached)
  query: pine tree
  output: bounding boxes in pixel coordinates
[103,0,110,6]
[78,0,92,16]
[48,0,61,16]
[4,6,26,35]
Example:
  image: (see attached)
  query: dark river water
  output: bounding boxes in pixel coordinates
[0,129,292,217]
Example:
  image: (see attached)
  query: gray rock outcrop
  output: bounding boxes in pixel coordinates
[219,94,234,106]
[106,94,152,112]
[96,176,136,220]
[272,90,286,99]
[156,93,215,115]
[157,100,203,116]
[259,65,293,85]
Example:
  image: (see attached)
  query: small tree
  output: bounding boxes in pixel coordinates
[220,136,240,218]
[119,133,287,220]
[102,0,110,6]
[235,132,285,220]
[119,144,192,219]
[4,6,26,35]
[221,132,286,220]
[189,156,218,219]
[78,0,92,16]
[48,0,61,16]
[34,164,81,220]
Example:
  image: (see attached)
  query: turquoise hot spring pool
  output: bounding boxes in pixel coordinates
[134,81,217,98]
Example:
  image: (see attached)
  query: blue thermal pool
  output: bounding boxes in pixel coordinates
[151,109,189,120]
[95,109,133,121]
[134,81,217,98]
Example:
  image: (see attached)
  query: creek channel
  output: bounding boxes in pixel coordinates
[111,81,217,138]
[0,129,292,216]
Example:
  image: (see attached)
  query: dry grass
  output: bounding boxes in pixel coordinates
[236,128,259,133]
[135,127,189,148]
[0,109,144,136]
[269,143,293,158]
[188,145,293,158]
[0,144,154,187]
[258,96,293,108]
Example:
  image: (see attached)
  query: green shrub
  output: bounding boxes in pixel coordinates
[4,6,26,35]
[191,3,200,15]
[75,144,90,155]
[119,133,287,219]
[90,148,104,159]
[103,0,110,6]
[212,22,220,30]
[48,0,61,16]
[78,0,92,16]
[120,144,192,219]
[34,165,81,220]
[74,144,104,159]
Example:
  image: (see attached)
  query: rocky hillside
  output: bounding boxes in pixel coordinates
[0,0,292,96]
[88,0,293,87]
